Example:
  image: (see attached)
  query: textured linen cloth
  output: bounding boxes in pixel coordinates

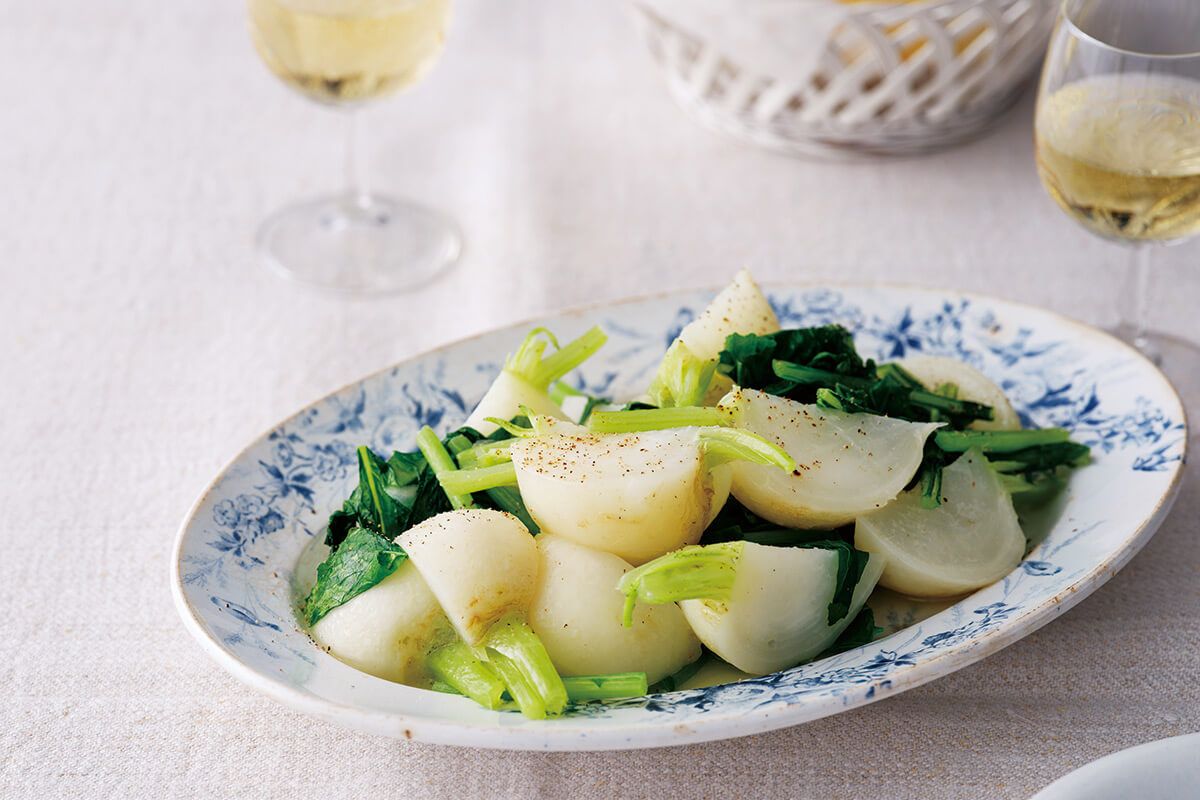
[1,2,1197,799]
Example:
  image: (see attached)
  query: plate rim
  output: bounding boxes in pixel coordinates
[170,281,1189,750]
[1029,732,1200,799]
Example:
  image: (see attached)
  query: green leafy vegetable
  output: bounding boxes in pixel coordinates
[312,434,474,621]
[793,539,870,625]
[701,497,854,547]
[985,441,1089,501]
[435,670,651,704]
[722,326,992,430]
[480,486,539,533]
[819,607,882,658]
[416,426,474,510]
[403,463,453,530]
[304,527,406,625]
[326,448,423,549]
[916,440,948,510]
[985,441,1091,471]
[718,326,873,398]
[440,418,539,530]
[935,427,1070,453]
[647,654,708,694]
[482,615,568,719]
[357,445,405,539]
[617,543,742,626]
[809,371,994,428]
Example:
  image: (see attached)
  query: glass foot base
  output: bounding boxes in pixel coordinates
[257,194,461,295]
[1114,325,1200,425]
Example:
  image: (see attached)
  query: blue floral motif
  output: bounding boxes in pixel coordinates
[1133,442,1185,472]
[571,604,1017,719]
[919,602,1017,650]
[208,590,313,665]
[1022,561,1062,577]
[312,441,355,481]
[176,286,1187,718]
[982,328,1060,367]
[325,390,367,434]
[869,306,927,358]
[771,290,864,330]
[206,492,285,569]
[211,595,282,631]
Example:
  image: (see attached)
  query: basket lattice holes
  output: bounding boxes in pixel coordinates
[647,0,1046,131]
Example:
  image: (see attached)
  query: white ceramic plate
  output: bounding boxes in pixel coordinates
[1030,733,1200,800]
[171,284,1188,750]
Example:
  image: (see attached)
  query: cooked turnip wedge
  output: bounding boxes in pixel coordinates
[436,411,790,564]
[464,326,607,436]
[495,426,790,565]
[719,387,942,529]
[310,560,449,686]
[855,450,1026,598]
[618,541,884,675]
[310,558,508,709]
[896,355,1021,431]
[651,269,779,405]
[398,509,568,718]
[530,535,700,683]
[677,269,779,361]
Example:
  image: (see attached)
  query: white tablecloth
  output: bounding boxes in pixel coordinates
[3,2,1197,798]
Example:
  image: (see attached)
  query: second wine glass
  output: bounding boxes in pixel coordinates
[248,0,461,294]
[1034,0,1200,370]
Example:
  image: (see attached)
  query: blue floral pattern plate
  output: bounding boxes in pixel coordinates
[171,285,1187,750]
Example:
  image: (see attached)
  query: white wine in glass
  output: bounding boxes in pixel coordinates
[1037,76,1200,243]
[248,0,460,293]
[1034,0,1200,397]
[248,0,449,105]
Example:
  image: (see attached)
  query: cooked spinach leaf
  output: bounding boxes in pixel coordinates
[403,463,452,528]
[718,326,873,399]
[305,527,406,625]
[325,447,425,549]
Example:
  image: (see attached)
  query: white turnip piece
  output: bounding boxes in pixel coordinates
[719,387,941,529]
[464,326,607,435]
[855,449,1026,598]
[529,535,700,683]
[398,508,568,718]
[619,541,885,675]
[654,269,779,405]
[897,355,1021,431]
[505,425,788,565]
[310,560,448,686]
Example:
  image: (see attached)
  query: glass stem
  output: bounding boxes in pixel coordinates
[1121,245,1158,362]
[345,108,371,212]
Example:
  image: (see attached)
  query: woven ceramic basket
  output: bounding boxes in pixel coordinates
[633,0,1058,156]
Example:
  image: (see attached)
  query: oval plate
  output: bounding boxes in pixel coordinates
[171,285,1188,750]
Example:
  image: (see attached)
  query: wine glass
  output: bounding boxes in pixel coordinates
[1034,0,1200,390]
[247,0,461,294]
